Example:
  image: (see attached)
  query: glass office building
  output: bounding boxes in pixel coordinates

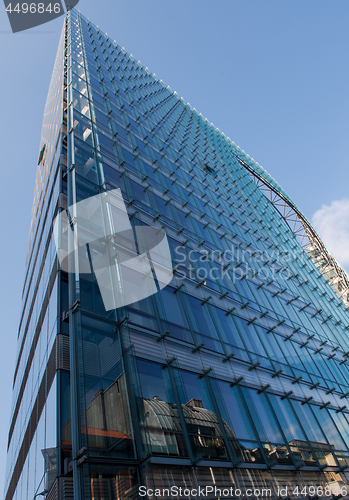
[5,9,349,500]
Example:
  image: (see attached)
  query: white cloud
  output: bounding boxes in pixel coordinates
[311,199,349,270]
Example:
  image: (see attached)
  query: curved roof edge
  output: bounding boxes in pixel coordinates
[232,147,349,309]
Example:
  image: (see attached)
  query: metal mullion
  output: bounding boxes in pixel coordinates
[67,13,84,500]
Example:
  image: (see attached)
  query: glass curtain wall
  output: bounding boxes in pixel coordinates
[5,8,349,500]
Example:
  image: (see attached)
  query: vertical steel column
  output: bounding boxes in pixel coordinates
[66,12,83,500]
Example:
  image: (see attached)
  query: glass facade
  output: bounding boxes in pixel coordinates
[5,9,349,500]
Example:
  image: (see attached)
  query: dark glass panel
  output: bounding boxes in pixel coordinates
[80,314,135,458]
[215,381,264,464]
[136,360,187,457]
[179,371,228,460]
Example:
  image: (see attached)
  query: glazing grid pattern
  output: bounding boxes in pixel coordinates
[5,9,349,500]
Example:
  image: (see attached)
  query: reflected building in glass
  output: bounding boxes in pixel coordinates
[5,9,349,500]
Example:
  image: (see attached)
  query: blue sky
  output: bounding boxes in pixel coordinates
[0,0,348,495]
